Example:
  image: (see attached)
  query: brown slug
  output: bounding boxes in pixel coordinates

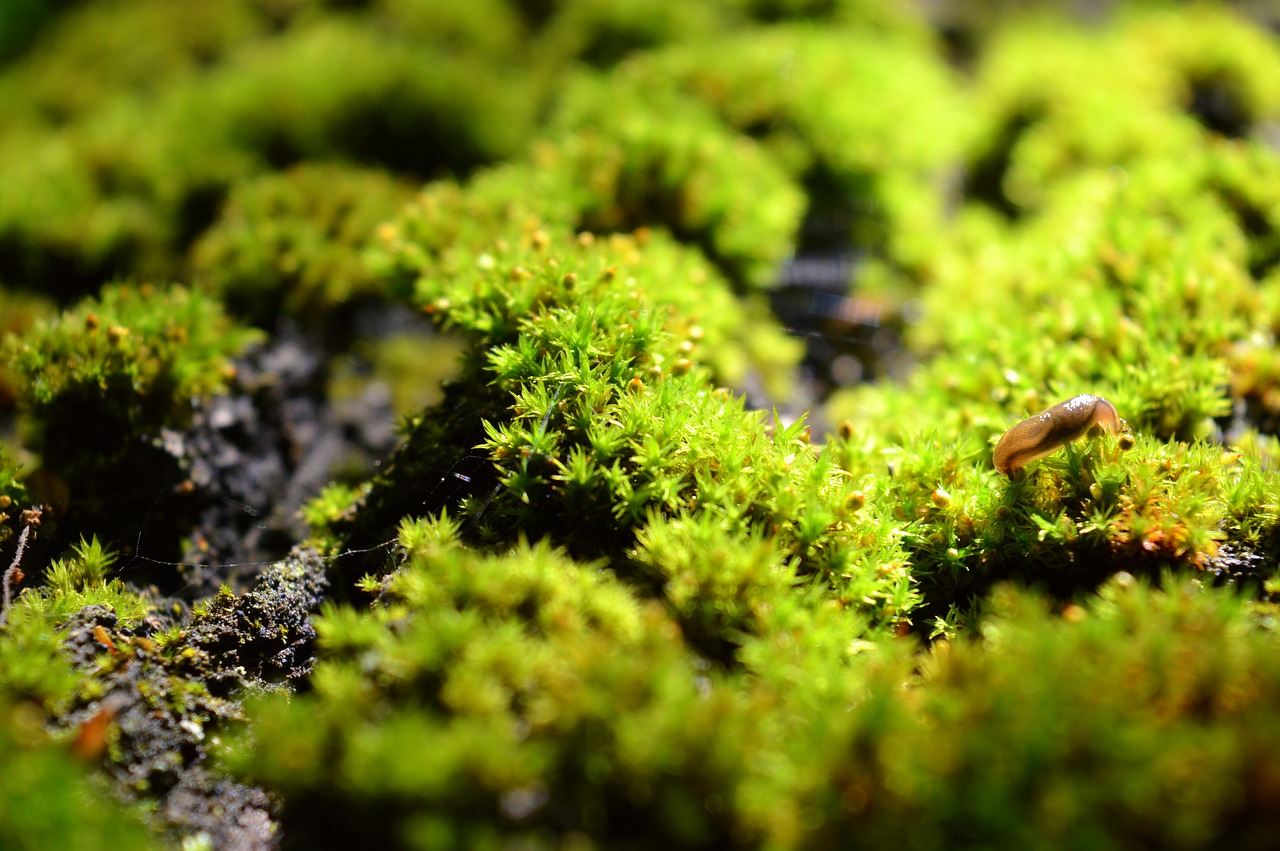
[993,394,1121,476]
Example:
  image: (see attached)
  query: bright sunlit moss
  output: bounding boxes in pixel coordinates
[4,2,1280,849]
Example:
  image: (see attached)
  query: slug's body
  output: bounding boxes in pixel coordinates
[993,394,1121,476]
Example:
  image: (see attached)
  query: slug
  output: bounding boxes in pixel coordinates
[993,394,1121,476]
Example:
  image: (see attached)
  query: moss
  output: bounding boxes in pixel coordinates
[963,6,1280,219]
[0,288,54,416]
[6,2,1280,848]
[192,18,536,175]
[218,518,893,848]
[794,577,1280,849]
[0,0,274,127]
[190,161,415,333]
[224,530,1280,849]
[0,7,539,294]
[375,103,806,295]
[3,283,261,563]
[338,226,909,643]
[7,283,257,433]
[559,24,969,276]
[0,456,30,548]
[14,537,152,628]
[376,201,802,392]
[0,695,154,850]
[0,595,87,710]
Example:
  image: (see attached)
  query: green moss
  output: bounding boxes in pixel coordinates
[0,696,153,850]
[819,65,1280,615]
[219,516,895,848]
[931,579,1280,847]
[561,24,968,276]
[0,599,85,709]
[340,225,910,643]
[375,99,806,295]
[3,282,260,558]
[789,577,1280,849]
[377,209,801,390]
[193,18,536,174]
[227,527,1280,849]
[0,7,540,293]
[0,0,273,128]
[16,537,152,627]
[7,283,257,434]
[0,455,29,547]
[190,162,415,330]
[834,426,1280,626]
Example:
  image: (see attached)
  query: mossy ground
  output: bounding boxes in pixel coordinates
[4,2,1280,849]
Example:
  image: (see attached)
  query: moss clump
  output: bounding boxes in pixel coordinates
[190,161,415,332]
[3,282,260,563]
[10,536,151,629]
[225,525,1280,849]
[374,103,806,297]
[798,577,1280,849]
[556,24,967,276]
[7,282,256,433]
[0,0,273,127]
[219,515,897,848]
[0,8,538,294]
[966,6,1280,218]
[338,224,910,642]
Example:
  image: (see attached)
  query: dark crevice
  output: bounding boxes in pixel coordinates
[769,167,905,402]
[1187,73,1252,139]
[1218,188,1280,280]
[962,109,1038,221]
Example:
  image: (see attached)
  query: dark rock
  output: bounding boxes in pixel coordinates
[157,326,392,601]
[163,768,279,851]
[57,549,329,849]
[183,548,330,694]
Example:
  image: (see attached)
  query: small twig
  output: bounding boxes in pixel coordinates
[1,508,41,627]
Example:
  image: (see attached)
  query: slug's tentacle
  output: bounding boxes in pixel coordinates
[993,394,1121,476]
